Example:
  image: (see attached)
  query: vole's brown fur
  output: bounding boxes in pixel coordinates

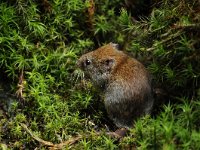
[77,43,154,128]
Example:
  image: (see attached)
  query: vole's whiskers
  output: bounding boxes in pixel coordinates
[72,68,85,84]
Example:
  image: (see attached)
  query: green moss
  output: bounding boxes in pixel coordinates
[0,0,200,149]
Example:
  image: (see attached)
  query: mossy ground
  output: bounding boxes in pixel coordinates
[0,0,200,149]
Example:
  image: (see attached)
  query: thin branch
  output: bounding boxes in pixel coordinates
[20,123,124,149]
[20,123,83,149]
[16,69,25,100]
[20,123,54,147]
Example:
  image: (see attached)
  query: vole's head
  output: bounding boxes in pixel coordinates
[77,43,120,86]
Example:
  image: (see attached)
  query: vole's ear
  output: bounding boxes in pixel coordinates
[104,58,115,71]
[110,43,119,50]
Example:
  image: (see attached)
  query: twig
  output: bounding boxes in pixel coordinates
[21,123,125,149]
[172,23,200,30]
[16,69,25,100]
[87,0,95,30]
[20,123,83,149]
[20,123,54,147]
[146,30,182,52]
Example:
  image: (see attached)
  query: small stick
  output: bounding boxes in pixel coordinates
[16,69,25,100]
[20,123,83,149]
[21,123,125,149]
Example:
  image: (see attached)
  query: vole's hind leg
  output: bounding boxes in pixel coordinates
[106,128,129,139]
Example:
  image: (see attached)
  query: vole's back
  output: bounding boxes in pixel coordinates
[78,43,154,128]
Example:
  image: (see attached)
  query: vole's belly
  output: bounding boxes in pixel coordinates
[104,98,143,128]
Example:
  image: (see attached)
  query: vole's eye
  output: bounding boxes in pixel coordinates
[85,59,91,66]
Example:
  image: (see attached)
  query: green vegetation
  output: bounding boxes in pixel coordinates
[0,0,200,149]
